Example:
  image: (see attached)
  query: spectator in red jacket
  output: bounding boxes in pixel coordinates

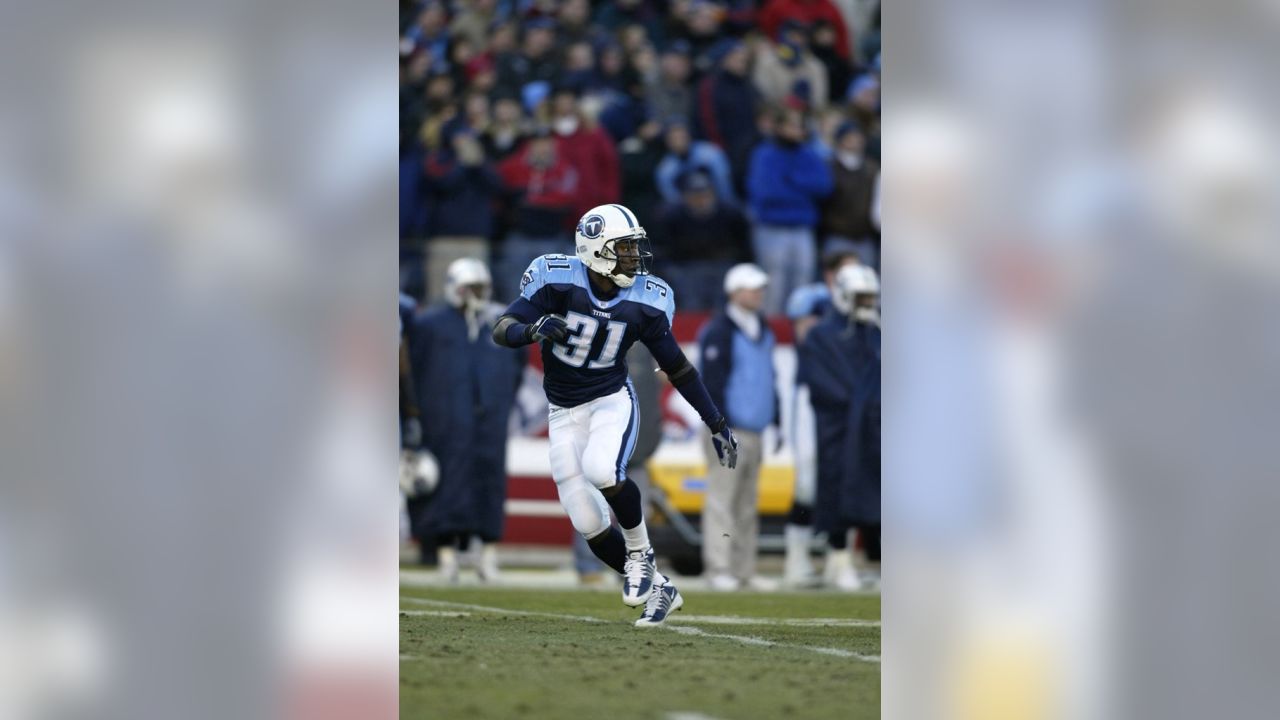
[547,84,622,223]
[494,129,581,299]
[757,0,851,60]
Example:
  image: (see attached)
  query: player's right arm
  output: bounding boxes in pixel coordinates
[491,257,571,348]
[638,297,740,468]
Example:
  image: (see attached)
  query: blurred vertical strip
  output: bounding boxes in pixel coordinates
[886,0,1280,718]
[0,1,397,719]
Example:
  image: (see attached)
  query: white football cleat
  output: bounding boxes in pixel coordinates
[823,548,861,592]
[622,547,659,606]
[783,524,819,588]
[707,574,740,592]
[634,580,683,627]
[477,544,501,583]
[860,566,881,591]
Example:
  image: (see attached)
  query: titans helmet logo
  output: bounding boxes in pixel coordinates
[580,214,605,239]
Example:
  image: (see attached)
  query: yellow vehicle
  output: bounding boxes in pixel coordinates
[643,456,797,576]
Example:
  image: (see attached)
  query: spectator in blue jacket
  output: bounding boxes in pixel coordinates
[654,120,738,208]
[746,106,833,314]
[695,264,781,592]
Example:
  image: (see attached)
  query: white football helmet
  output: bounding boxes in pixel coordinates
[574,204,652,288]
[444,257,492,311]
[832,264,880,317]
[399,449,439,498]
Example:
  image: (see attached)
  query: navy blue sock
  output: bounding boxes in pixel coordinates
[586,526,627,574]
[860,525,881,562]
[604,478,644,530]
[828,525,851,550]
[787,503,813,526]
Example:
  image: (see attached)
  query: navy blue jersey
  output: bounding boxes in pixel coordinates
[504,254,677,407]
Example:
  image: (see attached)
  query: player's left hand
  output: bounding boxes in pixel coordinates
[712,425,739,469]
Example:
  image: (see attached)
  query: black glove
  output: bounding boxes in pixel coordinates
[526,314,570,343]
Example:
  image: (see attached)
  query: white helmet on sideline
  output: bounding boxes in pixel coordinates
[399,449,439,498]
[574,204,652,288]
[832,264,880,316]
[444,257,492,311]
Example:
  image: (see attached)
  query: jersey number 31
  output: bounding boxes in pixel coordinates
[551,311,626,369]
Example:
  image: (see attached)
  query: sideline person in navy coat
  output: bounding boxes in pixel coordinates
[797,263,879,590]
[840,345,880,570]
[407,258,524,582]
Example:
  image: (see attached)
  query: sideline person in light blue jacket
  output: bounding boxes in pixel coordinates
[695,264,781,591]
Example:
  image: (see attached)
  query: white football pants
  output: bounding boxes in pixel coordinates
[548,382,639,539]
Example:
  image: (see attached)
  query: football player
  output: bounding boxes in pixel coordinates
[492,203,739,627]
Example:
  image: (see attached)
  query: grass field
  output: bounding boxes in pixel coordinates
[400,585,880,720]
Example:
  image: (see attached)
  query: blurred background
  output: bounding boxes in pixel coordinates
[886,2,1280,719]
[0,2,398,720]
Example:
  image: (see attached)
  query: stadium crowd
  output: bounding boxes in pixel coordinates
[399,0,881,312]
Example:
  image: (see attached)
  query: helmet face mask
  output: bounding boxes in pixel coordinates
[596,232,653,287]
[575,204,652,288]
[832,264,879,316]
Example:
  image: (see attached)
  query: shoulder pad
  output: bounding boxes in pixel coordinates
[626,275,676,327]
[520,254,582,300]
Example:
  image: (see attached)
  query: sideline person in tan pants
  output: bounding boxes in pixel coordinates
[695,263,781,592]
[702,430,764,587]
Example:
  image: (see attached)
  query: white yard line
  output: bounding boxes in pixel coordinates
[665,712,729,720]
[399,609,472,618]
[401,596,608,623]
[665,625,881,663]
[669,614,880,628]
[399,596,880,663]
